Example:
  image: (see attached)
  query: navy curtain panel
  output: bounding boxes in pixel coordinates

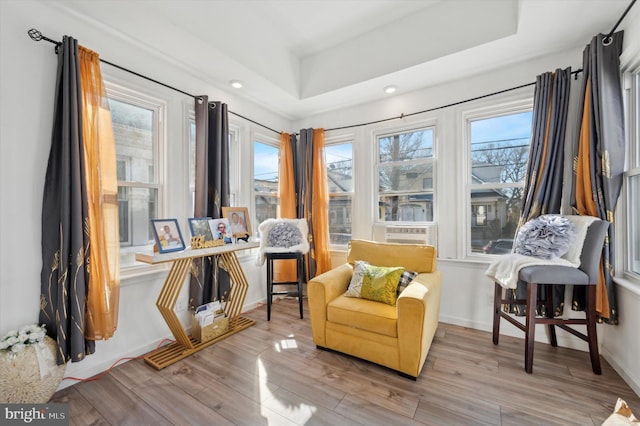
[570,32,625,324]
[511,68,572,317]
[288,129,331,279]
[293,130,316,278]
[190,98,231,308]
[40,36,95,364]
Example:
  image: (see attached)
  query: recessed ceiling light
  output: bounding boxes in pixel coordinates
[230,80,243,89]
[383,85,397,94]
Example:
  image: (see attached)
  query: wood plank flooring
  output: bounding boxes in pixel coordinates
[51,298,640,425]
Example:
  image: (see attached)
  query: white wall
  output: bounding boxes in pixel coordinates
[0,0,288,387]
[1,0,638,396]
[295,19,640,395]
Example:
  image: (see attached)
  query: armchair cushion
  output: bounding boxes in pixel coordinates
[347,239,436,273]
[345,261,404,305]
[328,295,398,337]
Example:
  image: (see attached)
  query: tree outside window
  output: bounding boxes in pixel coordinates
[469,110,531,254]
[377,128,435,222]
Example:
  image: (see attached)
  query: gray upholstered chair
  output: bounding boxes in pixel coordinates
[492,218,609,374]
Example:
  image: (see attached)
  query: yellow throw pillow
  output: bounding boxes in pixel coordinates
[345,261,404,305]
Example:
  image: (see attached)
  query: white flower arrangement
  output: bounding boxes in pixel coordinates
[0,324,47,354]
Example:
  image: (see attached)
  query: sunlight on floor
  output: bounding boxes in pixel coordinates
[259,344,317,423]
[274,338,298,352]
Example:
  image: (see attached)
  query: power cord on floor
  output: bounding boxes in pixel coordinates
[60,338,175,383]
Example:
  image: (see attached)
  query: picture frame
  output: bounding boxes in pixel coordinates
[151,218,186,253]
[188,217,215,241]
[209,218,233,244]
[222,207,252,239]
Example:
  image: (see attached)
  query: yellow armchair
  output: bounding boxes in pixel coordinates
[308,239,441,379]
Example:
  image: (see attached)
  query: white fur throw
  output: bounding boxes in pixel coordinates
[486,214,599,289]
[256,218,309,265]
[561,215,598,265]
[485,253,577,289]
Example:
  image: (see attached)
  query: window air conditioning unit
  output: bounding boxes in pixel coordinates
[372,223,438,247]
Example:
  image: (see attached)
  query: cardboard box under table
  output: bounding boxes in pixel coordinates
[191,315,229,342]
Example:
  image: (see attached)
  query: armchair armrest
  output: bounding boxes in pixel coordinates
[308,263,353,346]
[397,270,442,377]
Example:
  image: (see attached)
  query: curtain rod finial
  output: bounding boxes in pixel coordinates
[27,28,43,41]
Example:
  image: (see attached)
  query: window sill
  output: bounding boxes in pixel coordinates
[120,264,169,286]
[614,276,640,296]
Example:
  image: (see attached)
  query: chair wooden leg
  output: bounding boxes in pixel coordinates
[545,284,557,347]
[297,254,304,319]
[266,257,273,321]
[586,284,602,374]
[524,282,537,373]
[492,282,502,345]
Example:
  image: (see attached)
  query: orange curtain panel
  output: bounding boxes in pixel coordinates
[275,132,297,281]
[309,129,331,275]
[79,46,120,339]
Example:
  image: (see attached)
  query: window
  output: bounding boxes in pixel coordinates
[107,88,163,268]
[325,142,353,245]
[468,109,532,255]
[376,127,435,222]
[254,141,279,227]
[625,70,640,278]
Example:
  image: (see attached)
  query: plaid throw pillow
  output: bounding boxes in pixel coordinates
[397,270,418,295]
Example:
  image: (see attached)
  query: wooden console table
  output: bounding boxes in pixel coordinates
[136,241,259,369]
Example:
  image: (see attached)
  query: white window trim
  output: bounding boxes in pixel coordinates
[619,67,640,285]
[325,133,355,250]
[105,81,168,277]
[460,96,533,260]
[372,119,438,226]
[251,130,280,232]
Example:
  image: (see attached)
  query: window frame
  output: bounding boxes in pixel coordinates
[105,81,166,272]
[373,121,437,225]
[621,68,640,283]
[252,132,280,232]
[325,135,354,249]
[462,98,533,259]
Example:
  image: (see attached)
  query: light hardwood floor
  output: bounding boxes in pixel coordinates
[51,298,639,425]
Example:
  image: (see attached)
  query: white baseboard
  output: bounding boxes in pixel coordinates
[56,336,174,391]
[438,314,591,351]
[602,348,640,397]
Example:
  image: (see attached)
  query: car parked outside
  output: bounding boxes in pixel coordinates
[483,238,513,254]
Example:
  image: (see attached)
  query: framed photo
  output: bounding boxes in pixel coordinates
[209,218,233,244]
[222,207,252,238]
[188,217,214,241]
[151,219,186,253]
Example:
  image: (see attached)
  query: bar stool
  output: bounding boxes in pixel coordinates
[266,252,305,321]
[492,218,609,374]
[258,218,310,321]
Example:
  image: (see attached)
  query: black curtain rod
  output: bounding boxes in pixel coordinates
[28,28,282,135]
[323,0,640,134]
[28,0,632,138]
[604,0,636,43]
[323,69,584,132]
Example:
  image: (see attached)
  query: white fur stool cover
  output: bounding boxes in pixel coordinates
[257,219,309,265]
